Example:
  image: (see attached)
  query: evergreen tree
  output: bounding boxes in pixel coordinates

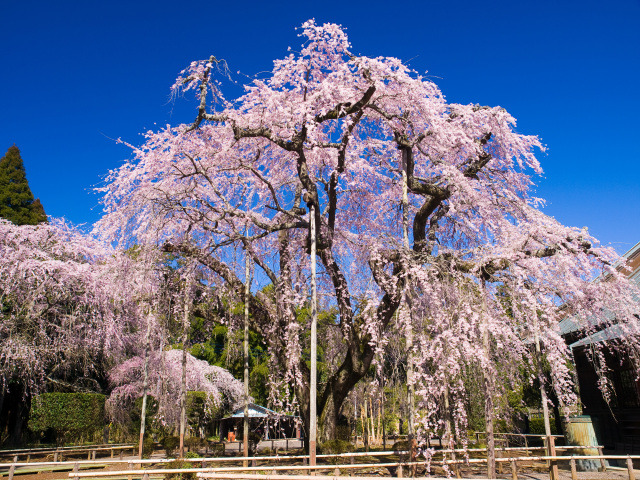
[0,145,47,225]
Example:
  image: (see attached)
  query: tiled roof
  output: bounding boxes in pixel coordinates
[562,241,640,344]
[225,403,296,419]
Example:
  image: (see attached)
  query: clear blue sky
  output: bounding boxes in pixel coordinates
[1,0,638,253]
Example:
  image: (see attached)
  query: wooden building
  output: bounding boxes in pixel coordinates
[218,403,301,442]
[560,241,640,451]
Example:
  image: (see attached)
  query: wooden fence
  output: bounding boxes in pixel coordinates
[1,443,638,479]
[63,453,640,480]
[0,444,135,462]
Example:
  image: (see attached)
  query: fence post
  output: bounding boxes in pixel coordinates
[334,467,340,476]
[397,464,403,478]
[597,446,606,471]
[570,457,577,480]
[510,459,518,480]
[73,462,80,480]
[628,456,635,480]
[53,450,58,462]
[8,464,15,480]
[547,435,559,480]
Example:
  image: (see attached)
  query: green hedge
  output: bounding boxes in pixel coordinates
[29,393,106,443]
[529,417,559,435]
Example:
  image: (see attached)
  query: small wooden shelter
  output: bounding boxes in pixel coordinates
[219,403,301,441]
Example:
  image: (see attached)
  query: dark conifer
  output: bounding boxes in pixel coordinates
[0,145,48,225]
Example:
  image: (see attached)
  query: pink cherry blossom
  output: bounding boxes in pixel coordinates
[95,20,640,448]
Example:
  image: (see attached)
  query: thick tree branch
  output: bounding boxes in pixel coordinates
[162,242,272,328]
[314,85,376,123]
[327,109,365,236]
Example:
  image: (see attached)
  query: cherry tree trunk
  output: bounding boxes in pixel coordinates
[482,280,496,479]
[483,367,496,479]
[444,384,460,477]
[318,370,366,444]
[402,147,416,443]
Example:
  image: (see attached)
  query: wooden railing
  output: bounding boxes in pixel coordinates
[55,453,639,480]
[0,443,135,462]
[1,445,637,480]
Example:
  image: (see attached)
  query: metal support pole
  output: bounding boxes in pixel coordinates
[244,246,251,467]
[179,275,194,459]
[139,310,153,459]
[309,203,318,469]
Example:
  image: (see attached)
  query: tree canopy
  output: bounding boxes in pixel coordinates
[96,20,640,444]
[0,146,47,225]
[107,349,244,427]
[0,219,134,396]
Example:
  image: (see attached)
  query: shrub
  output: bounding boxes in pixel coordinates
[28,393,106,445]
[319,439,355,464]
[164,460,194,480]
[162,435,181,457]
[208,442,225,456]
[123,396,159,439]
[187,391,219,434]
[392,441,412,463]
[235,431,261,455]
[135,436,155,459]
[529,417,558,435]
[185,436,206,452]
[335,425,351,441]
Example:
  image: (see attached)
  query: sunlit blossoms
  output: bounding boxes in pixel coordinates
[107,348,244,426]
[95,19,640,447]
[0,219,136,395]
